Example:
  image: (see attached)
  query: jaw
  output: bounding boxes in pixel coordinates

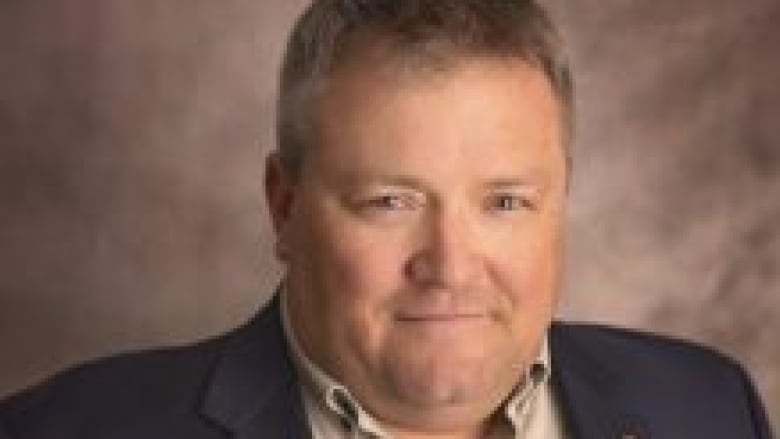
[333,319,529,434]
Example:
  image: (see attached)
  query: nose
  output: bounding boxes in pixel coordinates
[406,206,480,290]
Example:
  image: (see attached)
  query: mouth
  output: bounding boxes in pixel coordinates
[395,312,489,323]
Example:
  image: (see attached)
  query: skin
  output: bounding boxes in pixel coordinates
[266,58,567,438]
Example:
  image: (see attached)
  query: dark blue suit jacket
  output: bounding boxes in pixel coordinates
[0,297,772,438]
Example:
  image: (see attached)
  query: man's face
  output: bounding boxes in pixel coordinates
[267,59,567,431]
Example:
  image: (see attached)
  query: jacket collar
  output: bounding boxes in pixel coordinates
[550,323,650,439]
[198,300,651,439]
[199,294,311,438]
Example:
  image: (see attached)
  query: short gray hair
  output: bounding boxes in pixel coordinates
[276,0,573,178]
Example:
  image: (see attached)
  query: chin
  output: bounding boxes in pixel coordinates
[375,380,506,436]
[379,342,520,413]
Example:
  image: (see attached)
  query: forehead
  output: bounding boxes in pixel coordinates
[306,58,565,185]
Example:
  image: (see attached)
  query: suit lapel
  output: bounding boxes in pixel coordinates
[550,324,650,439]
[199,295,311,438]
[198,304,655,438]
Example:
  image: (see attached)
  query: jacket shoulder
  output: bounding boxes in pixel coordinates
[551,322,755,396]
[0,333,227,438]
[551,322,740,368]
[551,322,773,438]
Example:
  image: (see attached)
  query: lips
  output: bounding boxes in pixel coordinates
[395,312,488,322]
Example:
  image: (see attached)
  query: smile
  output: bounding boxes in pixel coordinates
[395,312,489,322]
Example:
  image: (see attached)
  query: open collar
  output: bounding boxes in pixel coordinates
[198,300,652,439]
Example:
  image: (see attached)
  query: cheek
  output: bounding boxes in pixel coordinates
[328,225,405,292]
[310,219,415,361]
[494,222,563,310]
[285,209,411,362]
[294,209,410,323]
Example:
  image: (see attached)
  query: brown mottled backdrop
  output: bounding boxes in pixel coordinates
[1,0,778,427]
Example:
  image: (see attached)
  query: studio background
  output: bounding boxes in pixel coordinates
[1,0,778,427]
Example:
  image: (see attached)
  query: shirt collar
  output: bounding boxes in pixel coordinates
[504,338,552,434]
[280,286,551,437]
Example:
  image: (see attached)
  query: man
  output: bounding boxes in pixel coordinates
[0,0,773,437]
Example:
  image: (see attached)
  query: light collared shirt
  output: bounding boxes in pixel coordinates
[280,289,568,438]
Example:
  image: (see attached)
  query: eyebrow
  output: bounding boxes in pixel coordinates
[483,178,544,189]
[343,174,429,190]
[343,175,546,193]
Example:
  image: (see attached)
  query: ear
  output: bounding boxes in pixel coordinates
[264,152,295,259]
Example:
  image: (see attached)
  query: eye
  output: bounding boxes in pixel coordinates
[354,192,424,213]
[485,193,536,212]
[364,194,408,210]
